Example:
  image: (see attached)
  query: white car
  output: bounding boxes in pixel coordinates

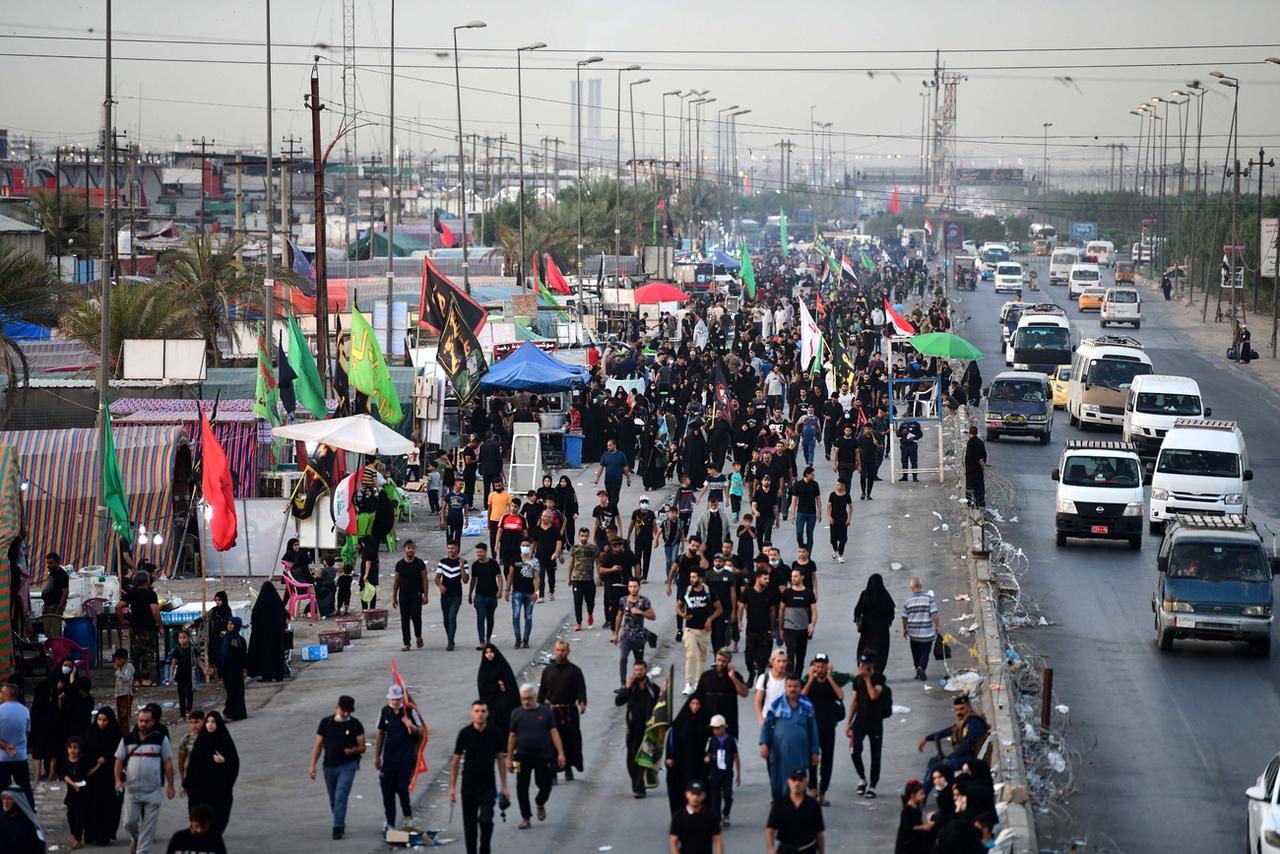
[994,262,1024,295]
[1068,263,1102,299]
[1247,752,1280,853]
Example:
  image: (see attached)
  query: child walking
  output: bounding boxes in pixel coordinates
[63,736,88,849]
[112,648,134,726]
[167,628,197,718]
[336,561,354,616]
[703,714,741,826]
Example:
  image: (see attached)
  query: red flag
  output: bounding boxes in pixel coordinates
[884,298,916,336]
[199,409,238,551]
[390,661,429,790]
[433,210,457,248]
[889,186,901,215]
[544,254,572,295]
[816,292,826,318]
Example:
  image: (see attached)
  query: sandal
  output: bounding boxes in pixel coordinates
[401,645,410,652]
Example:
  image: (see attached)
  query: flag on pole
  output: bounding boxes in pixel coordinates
[436,294,489,405]
[544,253,572,295]
[286,240,317,297]
[889,186,901,214]
[252,325,284,463]
[101,408,133,546]
[739,242,757,299]
[713,357,734,426]
[285,315,328,419]
[800,301,822,373]
[779,210,789,255]
[840,254,859,285]
[433,210,457,248]
[277,332,297,415]
[348,305,404,425]
[924,219,934,236]
[199,408,238,551]
[330,469,361,534]
[419,257,488,337]
[884,298,917,336]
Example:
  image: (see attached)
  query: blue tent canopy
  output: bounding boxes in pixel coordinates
[478,340,588,392]
[709,249,741,270]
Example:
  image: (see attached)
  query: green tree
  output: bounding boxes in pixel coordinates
[62,278,198,377]
[158,235,260,366]
[0,246,67,422]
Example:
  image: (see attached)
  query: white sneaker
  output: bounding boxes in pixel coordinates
[682,683,695,695]
[838,554,845,563]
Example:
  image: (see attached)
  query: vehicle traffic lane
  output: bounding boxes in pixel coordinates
[952,269,1280,852]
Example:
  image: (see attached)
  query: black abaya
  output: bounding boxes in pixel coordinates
[82,707,123,844]
[245,582,288,682]
[220,621,248,721]
[664,698,709,814]
[854,574,896,671]
[476,644,519,740]
[183,712,240,836]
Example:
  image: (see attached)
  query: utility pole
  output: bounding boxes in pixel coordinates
[127,144,138,273]
[96,0,114,567]
[53,145,62,278]
[386,0,395,361]
[363,154,382,253]
[1248,149,1272,313]
[305,60,330,385]
[189,137,215,239]
[282,136,305,246]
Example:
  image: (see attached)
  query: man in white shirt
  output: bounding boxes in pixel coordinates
[752,649,790,724]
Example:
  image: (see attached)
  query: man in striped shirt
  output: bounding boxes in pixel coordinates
[900,577,941,681]
[435,542,469,652]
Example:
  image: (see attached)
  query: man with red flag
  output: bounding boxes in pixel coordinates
[375,669,426,835]
[200,408,237,551]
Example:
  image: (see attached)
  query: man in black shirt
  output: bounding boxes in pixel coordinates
[506,685,565,828]
[467,543,503,649]
[789,466,822,552]
[40,551,69,620]
[307,695,366,840]
[434,541,469,651]
[126,570,161,684]
[614,661,659,797]
[164,804,226,854]
[627,497,658,583]
[693,650,749,740]
[532,511,563,601]
[965,425,987,508]
[591,491,619,551]
[392,541,429,651]
[704,555,738,652]
[801,654,844,805]
[666,538,706,641]
[461,436,480,508]
[449,700,509,854]
[599,538,636,632]
[766,768,825,854]
[826,481,853,563]
[375,684,425,832]
[855,424,882,500]
[668,779,723,854]
[737,568,778,684]
[832,424,859,490]
[897,418,924,482]
[676,567,722,695]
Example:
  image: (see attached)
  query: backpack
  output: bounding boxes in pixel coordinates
[880,680,894,719]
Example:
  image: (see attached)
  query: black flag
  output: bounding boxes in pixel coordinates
[277,332,297,414]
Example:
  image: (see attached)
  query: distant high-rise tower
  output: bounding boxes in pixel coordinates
[569,78,604,144]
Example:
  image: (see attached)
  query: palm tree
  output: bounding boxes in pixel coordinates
[0,246,66,422]
[62,278,198,377]
[159,235,259,366]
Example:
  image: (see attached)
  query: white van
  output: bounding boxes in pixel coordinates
[1052,440,1145,549]
[1066,335,1153,429]
[1012,305,1072,373]
[1122,375,1207,461]
[1068,263,1103,299]
[1085,240,1116,267]
[1049,247,1081,285]
[994,262,1024,295]
[1149,419,1251,533]
[977,244,1011,280]
[1100,287,1141,328]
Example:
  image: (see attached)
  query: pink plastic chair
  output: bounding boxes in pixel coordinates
[44,636,91,673]
[282,568,318,622]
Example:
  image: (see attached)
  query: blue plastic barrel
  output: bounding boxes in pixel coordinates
[64,616,97,667]
[563,434,583,468]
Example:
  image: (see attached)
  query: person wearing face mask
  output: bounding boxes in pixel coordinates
[504,539,542,649]
[307,695,366,840]
[627,497,658,584]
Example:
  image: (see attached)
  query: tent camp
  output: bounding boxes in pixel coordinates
[1,426,193,582]
[0,446,21,673]
[478,340,588,392]
[111,399,262,497]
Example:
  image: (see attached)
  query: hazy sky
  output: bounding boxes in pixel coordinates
[5,0,1280,185]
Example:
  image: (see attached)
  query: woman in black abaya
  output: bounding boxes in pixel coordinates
[82,706,123,844]
[476,644,519,740]
[663,695,708,814]
[245,581,288,683]
[220,618,248,721]
[183,711,240,836]
[853,573,896,672]
[207,590,233,674]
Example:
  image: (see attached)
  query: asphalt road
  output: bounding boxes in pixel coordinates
[952,255,1280,853]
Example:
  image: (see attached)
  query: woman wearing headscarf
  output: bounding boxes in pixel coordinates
[183,711,240,836]
[854,573,896,671]
[956,758,997,826]
[0,786,44,854]
[220,618,248,721]
[476,643,518,740]
[53,656,94,746]
[245,581,288,683]
[928,765,956,828]
[82,706,123,845]
[27,680,59,783]
[663,695,708,814]
[207,590,233,674]
[282,537,302,572]
[554,476,579,550]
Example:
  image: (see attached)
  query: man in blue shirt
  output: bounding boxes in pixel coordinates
[0,682,34,819]
[594,439,632,510]
[441,480,470,545]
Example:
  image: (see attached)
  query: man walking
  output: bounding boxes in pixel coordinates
[765,768,826,854]
[902,577,942,680]
[568,528,599,631]
[435,541,469,651]
[738,569,779,685]
[676,567,722,696]
[612,579,656,686]
[0,683,33,811]
[844,652,886,800]
[856,424,882,500]
[965,425,987,508]
[507,685,565,828]
[392,540,429,652]
[537,640,587,781]
[789,466,822,552]
[669,779,724,853]
[594,439,632,510]
[114,705,175,854]
[694,650,748,740]
[308,695,365,840]
[832,424,859,490]
[375,684,424,833]
[694,498,733,557]
[614,661,659,798]
[759,676,820,799]
[479,432,503,506]
[449,699,509,854]
[897,418,923,482]
[627,496,658,583]
[801,654,844,805]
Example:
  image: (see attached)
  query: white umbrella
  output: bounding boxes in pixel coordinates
[272,414,413,456]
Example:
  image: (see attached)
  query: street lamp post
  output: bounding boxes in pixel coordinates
[1129,110,1145,194]
[696,98,716,182]
[615,65,641,288]
[1041,122,1052,195]
[452,20,486,294]
[809,106,817,185]
[576,55,604,315]
[730,109,751,192]
[1183,83,1207,197]
[1211,70,1241,322]
[629,78,649,255]
[716,105,738,181]
[516,41,546,292]
[662,89,680,182]
[1264,58,1280,353]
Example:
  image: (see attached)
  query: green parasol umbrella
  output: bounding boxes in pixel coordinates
[908,331,984,360]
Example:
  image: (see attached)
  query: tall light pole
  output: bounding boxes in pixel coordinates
[384,0,396,358]
[629,77,649,254]
[809,105,817,185]
[675,92,692,182]
[817,121,834,186]
[615,64,641,283]
[661,90,680,183]
[687,96,708,184]
[1265,59,1280,353]
[730,109,751,191]
[696,98,716,182]
[1041,122,1053,195]
[1212,70,1241,321]
[96,0,114,566]
[1183,82,1206,197]
[452,20,486,294]
[516,41,546,291]
[576,55,604,310]
[716,105,738,181]
[263,0,275,349]
[1129,110,1145,194]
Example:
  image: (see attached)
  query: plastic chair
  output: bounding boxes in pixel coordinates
[44,636,91,673]
[282,568,318,622]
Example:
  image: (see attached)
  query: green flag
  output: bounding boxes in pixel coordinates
[348,305,404,425]
[779,210,789,255]
[101,408,132,546]
[739,242,757,299]
[252,323,285,464]
[285,315,328,419]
